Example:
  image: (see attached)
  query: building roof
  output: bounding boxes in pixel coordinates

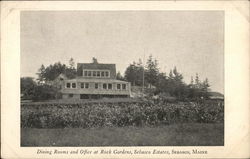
[208,91,224,97]
[77,63,115,70]
[65,78,129,84]
[77,62,117,79]
[55,73,68,80]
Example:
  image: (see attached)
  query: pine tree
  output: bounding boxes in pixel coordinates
[195,73,201,89]
[190,76,194,85]
[37,64,46,84]
[173,66,183,83]
[145,55,159,88]
[169,69,174,80]
[202,78,210,92]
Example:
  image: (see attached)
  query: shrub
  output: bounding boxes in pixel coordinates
[21,100,224,128]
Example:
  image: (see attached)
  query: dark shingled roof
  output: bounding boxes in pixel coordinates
[77,63,115,70]
[77,63,116,79]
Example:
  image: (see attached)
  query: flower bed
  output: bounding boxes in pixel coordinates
[21,100,224,128]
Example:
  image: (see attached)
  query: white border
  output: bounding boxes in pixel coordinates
[1,1,249,159]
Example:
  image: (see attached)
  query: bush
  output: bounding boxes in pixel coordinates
[32,85,59,101]
[21,77,60,101]
[21,100,224,128]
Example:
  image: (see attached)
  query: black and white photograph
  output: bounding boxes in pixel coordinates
[20,11,225,147]
[1,1,250,158]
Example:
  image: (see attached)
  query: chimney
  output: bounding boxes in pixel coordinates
[92,57,98,64]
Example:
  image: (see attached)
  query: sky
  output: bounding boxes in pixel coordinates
[21,11,224,93]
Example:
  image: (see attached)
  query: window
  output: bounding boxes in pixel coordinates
[85,83,89,89]
[84,71,88,77]
[117,84,121,90]
[97,71,100,77]
[87,71,92,77]
[122,84,126,90]
[105,71,109,77]
[95,83,99,89]
[66,83,71,88]
[81,83,89,89]
[69,94,73,98]
[108,84,112,89]
[72,83,76,88]
[81,83,85,88]
[83,69,110,78]
[103,83,107,89]
[101,71,105,77]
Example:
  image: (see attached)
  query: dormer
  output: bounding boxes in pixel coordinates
[76,58,116,79]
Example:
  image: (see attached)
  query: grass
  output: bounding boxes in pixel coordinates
[21,123,223,146]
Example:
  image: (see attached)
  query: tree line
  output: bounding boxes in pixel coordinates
[21,58,77,100]
[123,55,210,100]
[21,56,211,101]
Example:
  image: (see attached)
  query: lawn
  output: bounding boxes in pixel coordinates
[21,123,224,146]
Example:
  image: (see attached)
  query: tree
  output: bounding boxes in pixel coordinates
[190,76,194,86]
[69,57,75,69]
[145,55,159,88]
[124,60,144,86]
[116,71,125,81]
[169,70,174,80]
[66,58,77,79]
[155,72,168,94]
[202,78,210,91]
[37,64,46,83]
[195,73,200,88]
[155,66,188,100]
[37,60,77,82]
[169,67,186,99]
[200,78,210,98]
[32,84,59,101]
[21,77,36,99]
[173,66,183,82]
[21,76,61,101]
[187,74,211,99]
[124,62,137,86]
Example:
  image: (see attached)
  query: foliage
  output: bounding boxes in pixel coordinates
[21,100,224,128]
[37,58,77,83]
[116,71,125,81]
[21,77,36,100]
[187,74,211,99]
[32,84,59,101]
[124,60,144,86]
[165,67,187,99]
[21,77,60,101]
[145,55,159,88]
[124,55,211,100]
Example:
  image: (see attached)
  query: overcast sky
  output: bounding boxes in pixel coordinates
[21,11,224,93]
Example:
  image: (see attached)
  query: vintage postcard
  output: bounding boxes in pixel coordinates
[1,1,249,159]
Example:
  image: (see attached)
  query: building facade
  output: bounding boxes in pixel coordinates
[61,59,131,99]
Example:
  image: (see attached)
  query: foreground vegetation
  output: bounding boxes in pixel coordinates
[21,99,224,146]
[21,123,224,146]
[21,100,224,128]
